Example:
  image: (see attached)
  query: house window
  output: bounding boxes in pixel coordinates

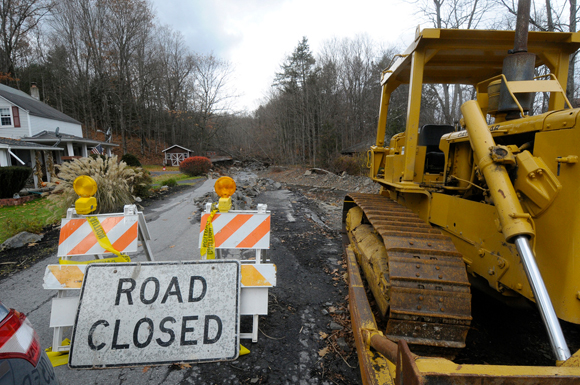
[0,108,11,126]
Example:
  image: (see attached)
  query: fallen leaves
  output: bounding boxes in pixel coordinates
[168,363,191,370]
[318,347,329,357]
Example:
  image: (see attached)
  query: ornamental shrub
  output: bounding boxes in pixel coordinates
[164,178,178,187]
[89,154,107,162]
[179,156,212,176]
[330,154,368,176]
[49,155,141,214]
[121,153,141,167]
[0,166,33,198]
[129,167,152,198]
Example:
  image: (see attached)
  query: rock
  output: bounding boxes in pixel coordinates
[160,186,169,191]
[336,338,350,352]
[134,196,142,202]
[274,182,282,189]
[235,172,258,188]
[250,378,259,384]
[40,192,50,197]
[304,170,312,176]
[1,231,43,251]
[321,309,329,315]
[329,321,344,331]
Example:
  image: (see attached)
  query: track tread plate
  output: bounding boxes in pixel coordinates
[346,193,472,348]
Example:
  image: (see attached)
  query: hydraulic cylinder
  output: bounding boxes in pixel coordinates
[461,99,570,362]
[461,100,534,241]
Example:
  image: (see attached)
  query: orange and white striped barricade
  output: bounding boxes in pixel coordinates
[199,203,275,342]
[44,204,154,352]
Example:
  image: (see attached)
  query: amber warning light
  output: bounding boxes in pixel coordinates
[214,176,236,212]
[73,175,98,215]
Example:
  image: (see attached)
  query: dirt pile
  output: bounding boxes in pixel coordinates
[258,166,381,194]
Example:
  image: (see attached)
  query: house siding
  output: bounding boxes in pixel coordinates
[0,149,8,166]
[0,98,31,138]
[29,115,82,137]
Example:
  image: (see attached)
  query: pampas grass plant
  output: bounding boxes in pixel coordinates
[50,156,142,214]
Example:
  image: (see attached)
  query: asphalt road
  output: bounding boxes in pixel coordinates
[1,177,360,384]
[0,179,215,382]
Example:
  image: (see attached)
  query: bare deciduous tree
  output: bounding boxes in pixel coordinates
[0,0,54,79]
[192,54,235,153]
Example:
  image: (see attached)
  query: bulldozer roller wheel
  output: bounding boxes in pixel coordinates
[344,193,472,348]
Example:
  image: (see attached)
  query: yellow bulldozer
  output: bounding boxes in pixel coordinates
[343,1,580,383]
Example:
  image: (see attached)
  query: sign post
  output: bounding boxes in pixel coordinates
[69,261,240,368]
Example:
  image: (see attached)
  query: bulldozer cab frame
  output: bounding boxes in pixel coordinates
[370,28,580,190]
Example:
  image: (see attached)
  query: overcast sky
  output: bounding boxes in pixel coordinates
[151,0,417,112]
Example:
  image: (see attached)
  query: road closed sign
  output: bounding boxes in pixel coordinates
[69,260,240,368]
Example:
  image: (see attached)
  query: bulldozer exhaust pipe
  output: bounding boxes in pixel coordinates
[461,100,571,362]
[515,236,571,361]
[499,0,536,117]
[513,0,531,53]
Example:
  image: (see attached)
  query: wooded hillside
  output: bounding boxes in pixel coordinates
[1,0,577,168]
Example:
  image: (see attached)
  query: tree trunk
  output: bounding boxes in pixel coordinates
[568,0,577,103]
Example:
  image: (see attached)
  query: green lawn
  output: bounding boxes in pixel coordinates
[150,173,196,186]
[143,165,179,172]
[0,197,65,244]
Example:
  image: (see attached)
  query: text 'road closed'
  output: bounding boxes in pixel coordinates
[69,261,240,368]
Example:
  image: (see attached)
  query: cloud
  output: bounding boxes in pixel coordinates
[151,0,416,111]
[152,0,283,59]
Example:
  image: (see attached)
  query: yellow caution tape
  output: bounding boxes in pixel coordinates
[200,203,218,260]
[58,216,131,265]
[46,339,70,367]
[59,254,130,265]
[239,344,250,356]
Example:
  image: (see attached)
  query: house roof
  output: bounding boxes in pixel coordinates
[22,131,118,147]
[0,84,81,125]
[0,137,63,151]
[162,144,194,152]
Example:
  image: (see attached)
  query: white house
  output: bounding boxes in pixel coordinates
[0,83,117,187]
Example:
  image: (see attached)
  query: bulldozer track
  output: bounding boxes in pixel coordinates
[344,193,472,348]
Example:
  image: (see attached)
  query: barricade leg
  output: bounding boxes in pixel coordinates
[252,315,259,343]
[51,255,71,351]
[49,289,79,352]
[139,228,155,261]
[51,291,66,351]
